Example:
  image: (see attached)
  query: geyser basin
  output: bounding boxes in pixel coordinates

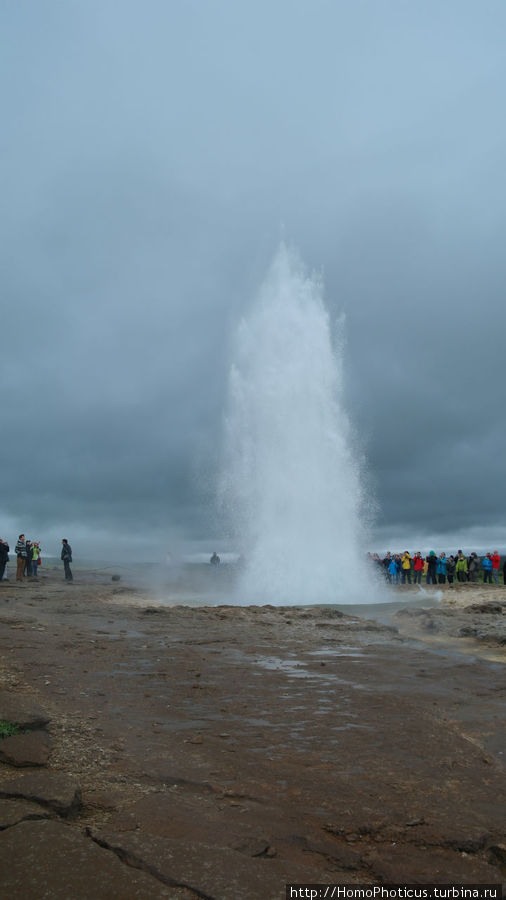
[220,244,377,605]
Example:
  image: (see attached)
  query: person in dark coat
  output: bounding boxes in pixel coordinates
[446,555,456,585]
[468,552,480,583]
[24,541,32,577]
[61,539,73,582]
[0,539,9,582]
[425,551,438,585]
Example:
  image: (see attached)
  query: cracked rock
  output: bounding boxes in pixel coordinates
[0,772,81,817]
[91,829,301,900]
[0,797,51,829]
[0,820,178,898]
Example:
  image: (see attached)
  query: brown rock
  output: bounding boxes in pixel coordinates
[0,694,50,729]
[0,731,51,767]
[92,829,305,900]
[489,843,506,865]
[0,772,81,817]
[0,820,178,898]
[364,844,501,883]
[0,797,51,828]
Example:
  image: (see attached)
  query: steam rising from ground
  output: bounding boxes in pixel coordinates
[220,245,377,604]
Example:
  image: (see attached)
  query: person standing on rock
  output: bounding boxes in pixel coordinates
[24,540,33,577]
[31,541,41,577]
[468,552,480,583]
[15,534,27,581]
[455,551,468,582]
[0,538,9,582]
[61,539,73,582]
[446,555,456,585]
[425,551,438,585]
[482,553,493,584]
[491,550,501,584]
[413,552,424,584]
[436,552,447,585]
[400,551,412,584]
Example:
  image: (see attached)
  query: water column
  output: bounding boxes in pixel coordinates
[220,244,375,604]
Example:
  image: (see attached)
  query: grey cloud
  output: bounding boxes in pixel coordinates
[2,0,506,556]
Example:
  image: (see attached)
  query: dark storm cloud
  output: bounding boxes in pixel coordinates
[2,0,506,556]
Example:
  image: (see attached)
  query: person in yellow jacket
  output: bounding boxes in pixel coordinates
[455,551,468,583]
[400,551,412,584]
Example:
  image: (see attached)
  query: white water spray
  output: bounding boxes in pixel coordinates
[220,245,376,604]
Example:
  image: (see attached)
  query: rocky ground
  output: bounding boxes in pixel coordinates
[0,567,504,898]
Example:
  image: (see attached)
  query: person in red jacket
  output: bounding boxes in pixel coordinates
[491,550,501,584]
[413,551,424,585]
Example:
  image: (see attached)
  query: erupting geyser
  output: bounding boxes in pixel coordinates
[220,244,375,604]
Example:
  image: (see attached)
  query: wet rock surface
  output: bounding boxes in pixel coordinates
[395,595,506,646]
[0,771,81,817]
[0,820,186,898]
[0,797,51,828]
[0,730,51,767]
[0,569,504,895]
[0,695,51,729]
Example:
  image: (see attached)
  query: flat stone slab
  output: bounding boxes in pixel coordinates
[0,772,81,817]
[0,694,50,729]
[0,797,51,828]
[0,731,51,767]
[92,829,313,900]
[364,843,502,882]
[0,820,181,898]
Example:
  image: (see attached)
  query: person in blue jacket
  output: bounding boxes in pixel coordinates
[482,553,493,584]
[436,553,447,584]
[388,555,399,584]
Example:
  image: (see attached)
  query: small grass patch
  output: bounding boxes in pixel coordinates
[0,720,22,739]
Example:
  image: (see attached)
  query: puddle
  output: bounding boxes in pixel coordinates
[308,646,364,658]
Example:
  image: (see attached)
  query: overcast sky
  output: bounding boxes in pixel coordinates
[2,1,506,558]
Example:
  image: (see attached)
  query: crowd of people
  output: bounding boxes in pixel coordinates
[0,535,73,582]
[369,550,506,585]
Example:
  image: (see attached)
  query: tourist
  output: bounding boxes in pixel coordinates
[61,539,73,582]
[455,551,468,582]
[24,540,33,577]
[210,552,220,565]
[446,555,456,585]
[15,534,27,581]
[491,550,501,584]
[31,541,41,576]
[401,551,412,584]
[482,553,493,584]
[413,552,424,585]
[388,555,400,584]
[0,538,9,582]
[436,553,447,584]
[468,552,480,583]
[382,552,392,580]
[426,551,438,585]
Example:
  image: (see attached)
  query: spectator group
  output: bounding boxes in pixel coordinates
[369,550,505,585]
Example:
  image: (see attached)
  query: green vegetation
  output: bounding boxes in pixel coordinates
[0,720,22,739]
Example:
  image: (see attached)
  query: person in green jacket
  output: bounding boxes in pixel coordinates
[31,541,41,577]
[455,551,468,583]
